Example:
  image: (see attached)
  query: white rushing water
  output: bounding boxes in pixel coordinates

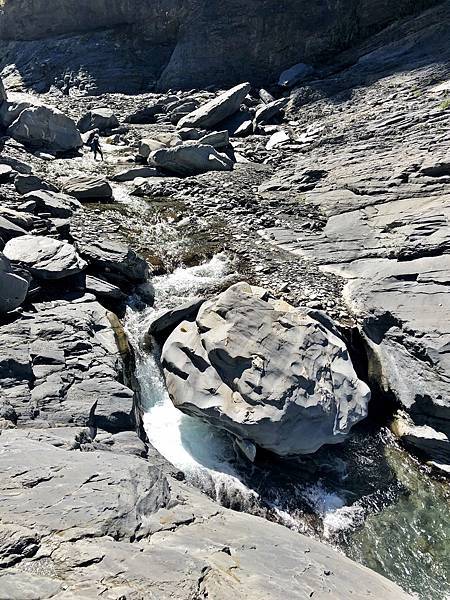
[125,255,256,502]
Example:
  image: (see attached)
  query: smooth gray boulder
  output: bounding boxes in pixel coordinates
[77,107,119,133]
[138,133,182,159]
[148,297,205,340]
[112,166,159,182]
[177,83,251,129]
[278,62,314,87]
[7,105,82,152]
[0,253,29,313]
[151,143,234,176]
[162,282,370,456]
[3,235,86,280]
[78,239,149,284]
[14,173,58,195]
[198,130,230,148]
[62,175,112,200]
[24,189,81,218]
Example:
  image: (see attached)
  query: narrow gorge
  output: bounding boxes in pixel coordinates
[0,1,449,599]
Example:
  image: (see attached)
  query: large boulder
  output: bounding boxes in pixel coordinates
[151,143,234,176]
[77,108,119,133]
[3,235,86,280]
[62,176,112,200]
[24,190,81,218]
[0,252,29,313]
[162,282,370,456]
[77,239,149,285]
[177,83,251,129]
[14,173,58,195]
[7,105,83,153]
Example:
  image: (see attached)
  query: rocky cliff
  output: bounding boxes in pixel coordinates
[0,0,442,91]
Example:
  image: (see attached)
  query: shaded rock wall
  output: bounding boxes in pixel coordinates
[0,0,442,90]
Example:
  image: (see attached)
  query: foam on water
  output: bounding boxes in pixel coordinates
[301,483,365,538]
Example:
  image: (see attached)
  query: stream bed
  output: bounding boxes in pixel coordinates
[102,184,449,600]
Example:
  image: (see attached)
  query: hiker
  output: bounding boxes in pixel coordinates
[87,129,104,161]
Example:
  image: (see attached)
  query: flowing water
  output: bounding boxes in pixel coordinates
[118,186,449,600]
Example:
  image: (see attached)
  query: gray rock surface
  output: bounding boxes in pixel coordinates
[0,1,439,91]
[112,166,158,182]
[62,175,112,200]
[14,173,58,195]
[77,238,149,284]
[177,83,251,129]
[0,215,27,243]
[0,252,29,313]
[7,105,82,152]
[0,431,411,600]
[24,190,81,218]
[3,235,86,279]
[77,107,119,133]
[162,282,370,456]
[0,295,133,428]
[151,143,234,176]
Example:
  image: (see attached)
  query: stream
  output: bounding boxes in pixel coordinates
[113,188,450,600]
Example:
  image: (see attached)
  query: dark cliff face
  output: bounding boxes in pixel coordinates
[0,0,442,90]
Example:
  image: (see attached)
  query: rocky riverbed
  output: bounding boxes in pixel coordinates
[0,1,449,599]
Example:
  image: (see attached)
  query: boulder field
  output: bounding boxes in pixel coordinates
[0,1,449,598]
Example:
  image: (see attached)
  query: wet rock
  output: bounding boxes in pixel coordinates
[151,143,234,176]
[278,62,314,87]
[3,235,86,280]
[0,252,29,313]
[7,105,83,153]
[162,282,370,456]
[62,175,113,200]
[177,83,251,129]
[14,173,58,195]
[112,166,159,182]
[77,107,119,133]
[78,239,149,285]
[24,190,81,218]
